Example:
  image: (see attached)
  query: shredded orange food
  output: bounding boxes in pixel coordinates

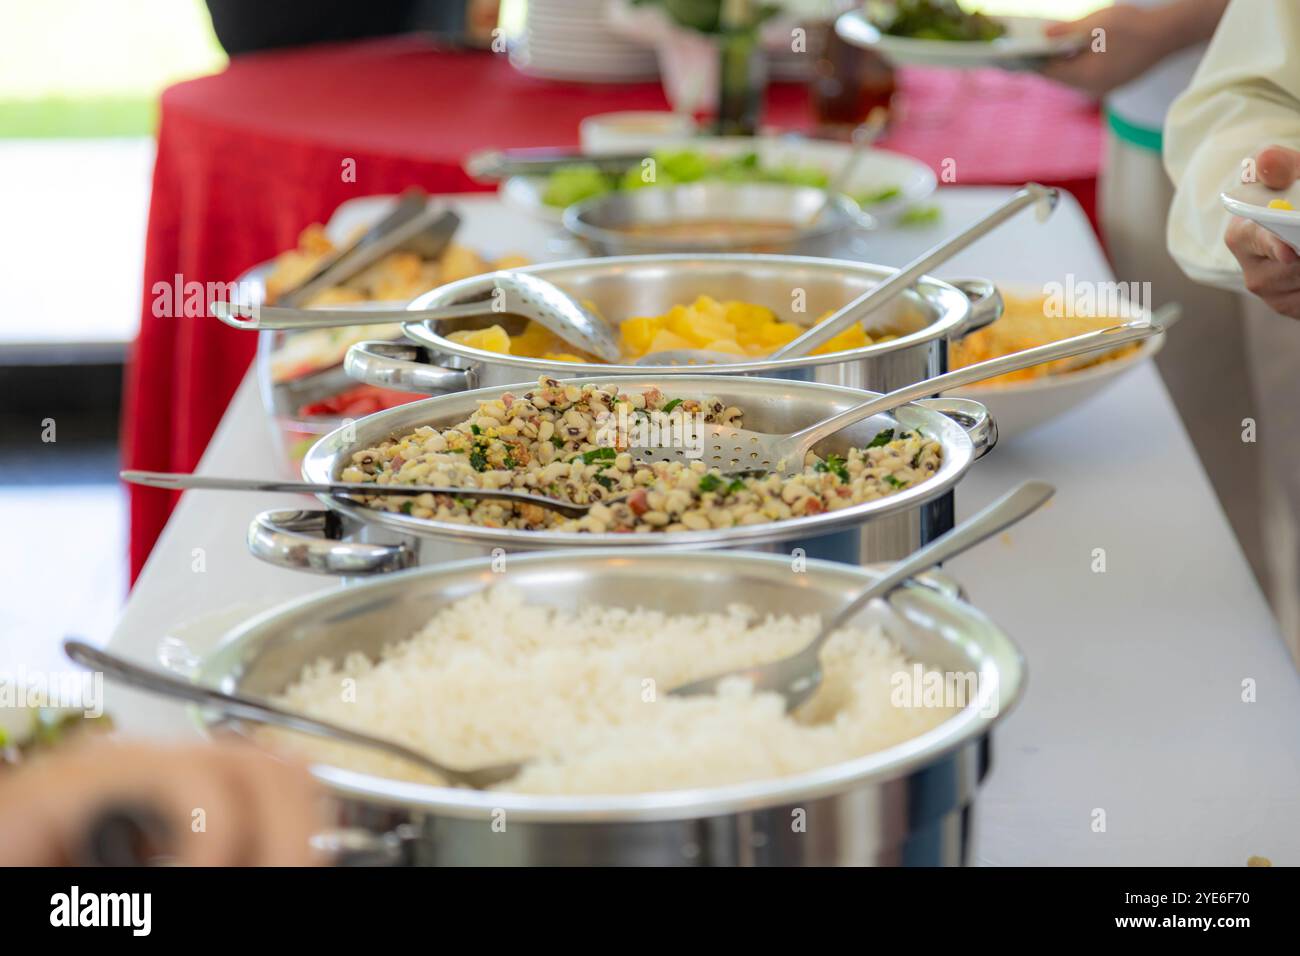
[949,292,1141,386]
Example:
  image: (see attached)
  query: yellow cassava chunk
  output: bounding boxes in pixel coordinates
[757,321,803,348]
[646,329,696,354]
[702,339,747,355]
[620,315,661,356]
[447,325,511,354]
[811,324,870,355]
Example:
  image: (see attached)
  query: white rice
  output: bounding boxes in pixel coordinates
[271,586,958,794]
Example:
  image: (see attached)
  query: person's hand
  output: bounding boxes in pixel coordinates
[0,739,327,866]
[1225,146,1300,319]
[1041,4,1180,97]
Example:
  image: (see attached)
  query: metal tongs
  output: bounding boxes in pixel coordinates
[272,189,461,308]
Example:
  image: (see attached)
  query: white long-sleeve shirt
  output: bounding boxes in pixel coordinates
[1164,0,1300,289]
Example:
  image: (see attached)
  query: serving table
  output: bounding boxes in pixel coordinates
[106,187,1300,866]
[124,36,1103,580]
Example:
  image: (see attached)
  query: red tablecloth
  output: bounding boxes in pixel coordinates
[124,35,1101,581]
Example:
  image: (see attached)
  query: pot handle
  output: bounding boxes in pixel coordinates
[914,397,998,461]
[247,508,414,576]
[344,340,476,395]
[314,825,417,867]
[949,278,1003,337]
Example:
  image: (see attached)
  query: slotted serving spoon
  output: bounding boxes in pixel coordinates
[634,348,744,366]
[668,479,1054,710]
[121,470,609,519]
[212,270,623,363]
[633,307,1174,473]
[64,640,522,789]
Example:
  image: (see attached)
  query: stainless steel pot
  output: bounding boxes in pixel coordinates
[342,254,1002,398]
[246,374,995,576]
[199,549,1025,866]
[562,183,864,256]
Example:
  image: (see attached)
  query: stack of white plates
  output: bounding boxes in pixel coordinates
[510,0,659,83]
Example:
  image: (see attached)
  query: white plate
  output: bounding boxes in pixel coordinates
[500,135,938,226]
[836,11,1083,69]
[525,22,649,42]
[509,45,659,82]
[520,40,656,63]
[1221,182,1300,253]
[947,283,1163,441]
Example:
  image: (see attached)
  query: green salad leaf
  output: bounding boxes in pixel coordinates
[541,165,614,207]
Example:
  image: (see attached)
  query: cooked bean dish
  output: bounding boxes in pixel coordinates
[341,377,943,534]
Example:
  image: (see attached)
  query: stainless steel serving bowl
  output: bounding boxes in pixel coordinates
[246,374,995,577]
[199,549,1025,866]
[343,254,1001,398]
[562,182,864,256]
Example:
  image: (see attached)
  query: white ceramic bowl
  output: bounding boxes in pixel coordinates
[947,284,1162,441]
[579,111,697,155]
[1221,182,1300,253]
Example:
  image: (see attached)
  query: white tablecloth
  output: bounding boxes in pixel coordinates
[107,188,1300,866]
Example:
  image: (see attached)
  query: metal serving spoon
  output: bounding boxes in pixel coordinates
[121,470,610,519]
[64,640,522,789]
[212,270,623,363]
[808,107,890,226]
[770,183,1060,359]
[669,479,1054,709]
[633,306,1175,474]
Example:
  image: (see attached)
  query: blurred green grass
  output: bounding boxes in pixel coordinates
[0,0,225,137]
[0,0,1107,139]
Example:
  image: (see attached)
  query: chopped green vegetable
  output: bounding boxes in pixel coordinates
[698,474,723,493]
[551,435,566,449]
[877,0,1006,42]
[662,398,684,413]
[581,447,617,464]
[541,164,614,207]
[867,428,895,449]
[858,185,901,204]
[546,147,838,207]
[726,478,747,495]
[470,424,481,435]
[899,204,942,227]
[469,443,489,472]
[400,501,415,514]
[814,453,850,483]
[594,474,617,490]
[656,148,712,183]
[884,474,907,489]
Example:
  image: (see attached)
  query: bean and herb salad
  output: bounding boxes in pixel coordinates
[341,377,942,533]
